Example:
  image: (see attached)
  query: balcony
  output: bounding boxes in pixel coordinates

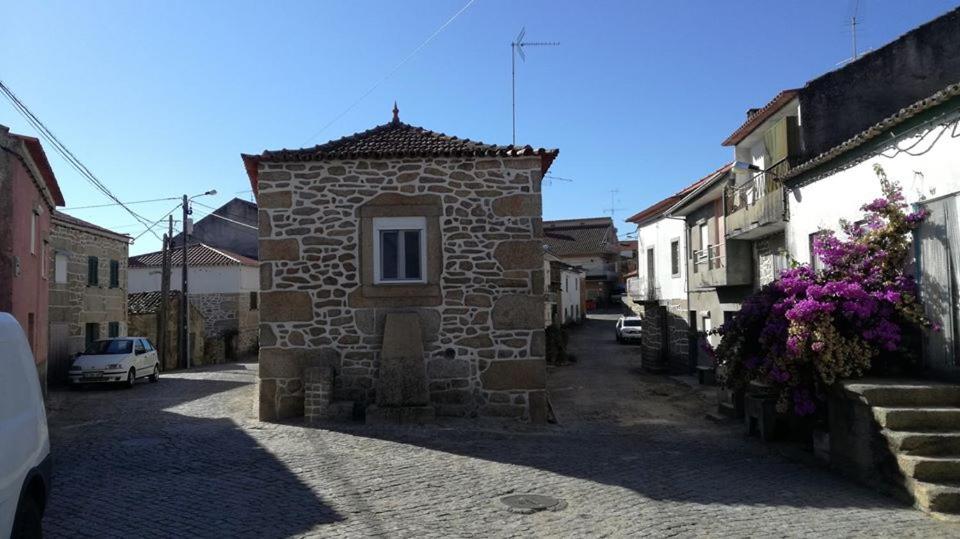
[688,242,752,289]
[725,159,789,240]
[629,276,660,302]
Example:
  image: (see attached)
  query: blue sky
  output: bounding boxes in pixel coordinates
[3,0,958,254]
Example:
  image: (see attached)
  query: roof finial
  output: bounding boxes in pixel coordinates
[392,101,400,124]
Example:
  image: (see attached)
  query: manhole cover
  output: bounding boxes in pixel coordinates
[500,494,566,514]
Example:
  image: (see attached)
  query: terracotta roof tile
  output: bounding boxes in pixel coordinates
[626,163,733,225]
[130,243,258,268]
[543,218,618,257]
[722,89,800,146]
[241,117,558,193]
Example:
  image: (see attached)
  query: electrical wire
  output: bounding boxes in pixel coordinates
[190,201,259,230]
[61,196,181,210]
[299,0,478,146]
[132,203,184,242]
[0,80,162,241]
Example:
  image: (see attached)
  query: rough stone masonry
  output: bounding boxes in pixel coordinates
[249,132,558,423]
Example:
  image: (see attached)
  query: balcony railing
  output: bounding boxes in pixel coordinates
[628,276,660,302]
[725,158,790,239]
[688,241,752,289]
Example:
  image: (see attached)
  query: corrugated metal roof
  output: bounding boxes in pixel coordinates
[130,243,258,268]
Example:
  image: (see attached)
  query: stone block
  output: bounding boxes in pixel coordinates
[258,379,278,421]
[260,291,313,322]
[260,263,273,290]
[427,358,471,379]
[494,240,543,270]
[276,394,305,420]
[529,330,545,357]
[258,190,292,209]
[259,347,339,379]
[260,239,300,261]
[492,295,544,330]
[260,324,276,347]
[376,313,429,407]
[492,194,541,217]
[455,334,493,349]
[481,359,546,390]
[528,390,549,424]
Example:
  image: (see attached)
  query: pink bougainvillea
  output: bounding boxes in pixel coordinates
[711,165,932,416]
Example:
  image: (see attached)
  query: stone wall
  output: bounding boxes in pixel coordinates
[48,219,128,383]
[190,292,258,363]
[128,296,204,370]
[640,299,690,373]
[257,156,547,422]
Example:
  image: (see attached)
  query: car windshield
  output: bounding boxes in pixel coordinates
[623,320,642,327]
[85,339,133,355]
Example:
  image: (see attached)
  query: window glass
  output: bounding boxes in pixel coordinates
[108,322,119,338]
[403,230,421,279]
[87,257,99,286]
[143,339,155,352]
[381,230,399,280]
[135,340,146,354]
[250,291,258,310]
[86,339,131,355]
[671,240,680,276]
[624,319,642,327]
[109,260,120,288]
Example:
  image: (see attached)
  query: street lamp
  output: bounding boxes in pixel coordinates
[180,188,217,369]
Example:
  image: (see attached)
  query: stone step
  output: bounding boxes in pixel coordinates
[897,455,960,482]
[873,407,960,431]
[847,381,960,407]
[909,479,960,514]
[884,430,960,456]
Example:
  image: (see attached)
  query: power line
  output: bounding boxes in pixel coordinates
[300,0,479,146]
[132,203,184,242]
[0,79,162,241]
[191,201,259,230]
[61,196,181,210]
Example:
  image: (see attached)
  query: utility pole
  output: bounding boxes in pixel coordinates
[180,194,191,369]
[157,216,171,371]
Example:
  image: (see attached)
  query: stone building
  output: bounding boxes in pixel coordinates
[242,107,558,422]
[128,243,259,363]
[128,291,205,370]
[0,127,65,389]
[47,211,130,383]
[171,197,259,260]
[542,217,619,307]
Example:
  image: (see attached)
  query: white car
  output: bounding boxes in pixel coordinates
[68,337,160,388]
[615,316,643,344]
[0,312,51,538]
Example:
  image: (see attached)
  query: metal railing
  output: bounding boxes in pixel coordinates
[692,243,726,272]
[725,158,790,214]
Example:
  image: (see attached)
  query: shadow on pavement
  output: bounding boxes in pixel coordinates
[45,372,343,538]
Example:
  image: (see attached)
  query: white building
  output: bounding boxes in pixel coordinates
[128,242,260,362]
[544,253,585,326]
[783,83,960,378]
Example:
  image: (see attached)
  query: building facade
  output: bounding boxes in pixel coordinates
[545,253,585,326]
[543,217,620,307]
[128,291,205,370]
[172,197,259,260]
[47,211,130,384]
[129,243,259,363]
[243,109,558,422]
[0,126,65,388]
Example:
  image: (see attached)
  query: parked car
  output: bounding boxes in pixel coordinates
[68,337,160,388]
[0,312,51,538]
[615,315,642,344]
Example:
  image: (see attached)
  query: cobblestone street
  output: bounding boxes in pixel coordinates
[43,314,960,538]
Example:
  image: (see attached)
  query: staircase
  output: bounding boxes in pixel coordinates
[845,381,960,517]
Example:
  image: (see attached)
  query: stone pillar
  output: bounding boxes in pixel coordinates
[641,305,667,372]
[304,366,334,424]
[366,313,435,425]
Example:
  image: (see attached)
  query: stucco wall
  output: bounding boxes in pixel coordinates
[128,264,244,294]
[257,156,547,421]
[0,132,54,383]
[786,116,960,265]
[636,216,686,301]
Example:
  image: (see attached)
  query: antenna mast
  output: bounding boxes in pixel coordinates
[604,189,626,221]
[850,0,860,60]
[511,27,558,145]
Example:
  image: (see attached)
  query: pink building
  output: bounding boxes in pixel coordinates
[0,125,65,387]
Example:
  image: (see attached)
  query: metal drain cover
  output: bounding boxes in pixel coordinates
[500,494,566,514]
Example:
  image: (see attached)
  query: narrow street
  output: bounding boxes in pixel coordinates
[43,314,958,538]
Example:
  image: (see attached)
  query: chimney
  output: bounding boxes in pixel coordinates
[746,108,760,119]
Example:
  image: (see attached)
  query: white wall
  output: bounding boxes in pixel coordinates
[636,216,687,300]
[787,119,960,264]
[128,265,244,294]
[559,269,584,323]
[561,255,614,279]
[239,266,259,293]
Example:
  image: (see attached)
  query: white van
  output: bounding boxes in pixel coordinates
[0,312,51,538]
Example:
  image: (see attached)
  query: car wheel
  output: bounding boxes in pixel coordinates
[149,364,159,383]
[125,367,136,388]
[11,493,42,539]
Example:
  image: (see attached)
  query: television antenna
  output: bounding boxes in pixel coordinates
[603,189,626,220]
[543,174,574,187]
[512,27,559,145]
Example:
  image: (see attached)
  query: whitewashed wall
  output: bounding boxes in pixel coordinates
[636,216,687,300]
[128,265,245,294]
[559,269,584,323]
[787,120,960,264]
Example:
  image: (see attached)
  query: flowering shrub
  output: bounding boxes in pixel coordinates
[712,165,932,416]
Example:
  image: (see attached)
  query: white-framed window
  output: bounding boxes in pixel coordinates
[372,216,427,284]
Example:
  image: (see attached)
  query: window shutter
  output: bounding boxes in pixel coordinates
[110,260,120,288]
[88,257,99,286]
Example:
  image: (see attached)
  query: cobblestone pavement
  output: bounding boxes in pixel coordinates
[44,314,960,538]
